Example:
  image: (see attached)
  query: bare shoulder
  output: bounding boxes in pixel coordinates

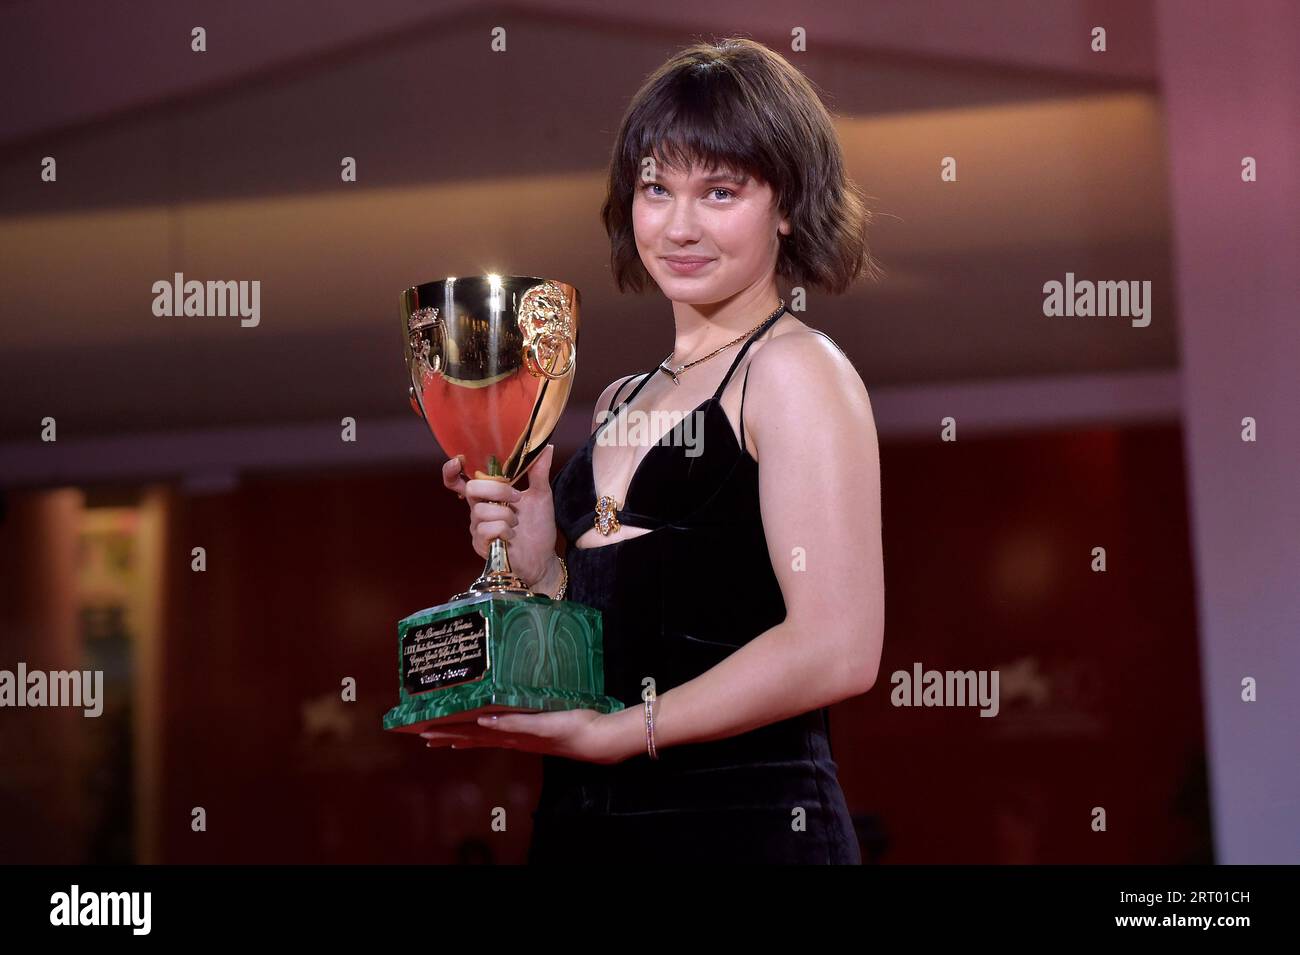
[590,372,650,433]
[742,323,874,453]
[748,322,867,401]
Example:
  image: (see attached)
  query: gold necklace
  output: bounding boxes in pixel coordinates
[656,299,785,386]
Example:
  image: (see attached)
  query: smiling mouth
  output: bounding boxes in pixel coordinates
[661,257,716,272]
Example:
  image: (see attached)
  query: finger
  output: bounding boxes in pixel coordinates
[469,507,516,536]
[426,736,523,750]
[471,501,518,524]
[474,520,515,542]
[467,487,521,509]
[478,713,547,734]
[442,456,468,494]
[420,725,509,741]
[525,445,555,495]
[466,479,522,507]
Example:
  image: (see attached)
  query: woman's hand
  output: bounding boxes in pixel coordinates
[420,710,632,765]
[442,444,559,591]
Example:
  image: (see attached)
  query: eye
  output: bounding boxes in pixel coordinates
[640,182,667,197]
[709,187,736,201]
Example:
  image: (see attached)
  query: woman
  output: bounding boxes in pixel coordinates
[433,37,885,864]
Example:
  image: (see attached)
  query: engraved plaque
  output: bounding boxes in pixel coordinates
[401,609,490,696]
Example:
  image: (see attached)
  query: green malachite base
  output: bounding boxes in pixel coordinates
[383,590,624,734]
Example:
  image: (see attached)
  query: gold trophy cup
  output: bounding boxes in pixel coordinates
[383,275,623,733]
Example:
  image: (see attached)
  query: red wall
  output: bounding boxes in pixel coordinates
[152,424,1207,863]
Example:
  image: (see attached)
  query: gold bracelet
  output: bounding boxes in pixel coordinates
[644,687,659,760]
[551,554,567,600]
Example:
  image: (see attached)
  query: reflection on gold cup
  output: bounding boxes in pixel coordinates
[403,275,577,595]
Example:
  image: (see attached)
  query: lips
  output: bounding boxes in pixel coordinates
[661,255,716,275]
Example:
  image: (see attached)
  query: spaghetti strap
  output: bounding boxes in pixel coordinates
[599,304,788,437]
[594,371,654,440]
[740,362,754,454]
[722,305,787,456]
[608,370,654,418]
[606,373,645,416]
[738,324,845,454]
[712,304,787,402]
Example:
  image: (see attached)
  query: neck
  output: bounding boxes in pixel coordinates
[668,286,783,365]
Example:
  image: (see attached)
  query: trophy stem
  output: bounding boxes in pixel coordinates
[453,537,533,599]
[450,458,533,599]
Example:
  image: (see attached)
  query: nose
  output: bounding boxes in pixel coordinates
[664,195,701,245]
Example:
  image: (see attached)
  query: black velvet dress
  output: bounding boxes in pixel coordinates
[528,305,861,864]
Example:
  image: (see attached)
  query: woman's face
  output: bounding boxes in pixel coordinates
[632,158,790,305]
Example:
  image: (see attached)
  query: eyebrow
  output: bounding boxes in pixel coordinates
[701,171,750,185]
[647,167,752,189]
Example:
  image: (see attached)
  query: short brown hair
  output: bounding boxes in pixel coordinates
[601,37,881,296]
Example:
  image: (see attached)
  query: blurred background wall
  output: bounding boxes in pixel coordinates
[0,0,1295,863]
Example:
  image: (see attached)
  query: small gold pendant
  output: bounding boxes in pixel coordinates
[594,494,622,535]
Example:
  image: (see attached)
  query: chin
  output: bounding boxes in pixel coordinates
[653,275,727,304]
[661,289,722,306]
